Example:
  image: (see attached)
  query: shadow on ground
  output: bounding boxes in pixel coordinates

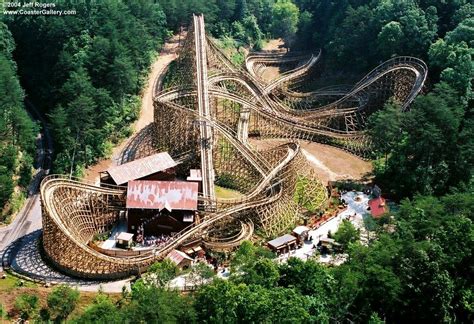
[7,230,108,286]
[116,123,159,165]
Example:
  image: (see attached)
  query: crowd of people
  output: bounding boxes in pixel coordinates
[133,213,174,249]
[141,234,171,248]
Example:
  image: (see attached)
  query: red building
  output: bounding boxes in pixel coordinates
[368,197,387,218]
[126,180,199,236]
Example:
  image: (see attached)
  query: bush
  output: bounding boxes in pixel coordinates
[14,293,39,320]
[0,303,5,319]
[47,284,80,321]
[333,220,360,251]
[216,173,239,190]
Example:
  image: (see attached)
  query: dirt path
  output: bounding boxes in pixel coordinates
[84,33,183,183]
[249,139,372,185]
[262,38,284,51]
[300,141,373,184]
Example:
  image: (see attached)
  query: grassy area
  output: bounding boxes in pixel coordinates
[0,274,37,292]
[215,185,243,199]
[0,273,120,321]
[294,175,326,213]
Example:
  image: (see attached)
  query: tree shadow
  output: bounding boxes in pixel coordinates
[116,123,159,165]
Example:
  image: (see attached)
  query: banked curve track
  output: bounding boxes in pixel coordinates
[40,14,426,279]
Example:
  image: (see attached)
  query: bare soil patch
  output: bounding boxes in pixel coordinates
[249,138,372,185]
[262,38,285,51]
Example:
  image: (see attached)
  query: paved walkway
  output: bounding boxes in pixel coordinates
[277,191,370,264]
[4,230,132,292]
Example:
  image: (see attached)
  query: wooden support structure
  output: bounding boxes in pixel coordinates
[40,14,427,279]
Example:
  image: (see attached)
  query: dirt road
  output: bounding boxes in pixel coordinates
[84,33,183,182]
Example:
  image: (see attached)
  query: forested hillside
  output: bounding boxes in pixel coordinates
[3,0,299,178]
[5,1,169,176]
[0,22,37,222]
[292,0,473,198]
[0,0,472,322]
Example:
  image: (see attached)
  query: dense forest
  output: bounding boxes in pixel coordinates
[290,0,473,199]
[0,0,472,322]
[5,1,169,176]
[0,22,37,222]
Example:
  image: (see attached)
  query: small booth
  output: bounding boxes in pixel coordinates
[181,243,205,259]
[116,232,134,249]
[292,225,310,243]
[166,249,194,269]
[267,234,298,255]
[368,196,387,218]
[317,237,341,253]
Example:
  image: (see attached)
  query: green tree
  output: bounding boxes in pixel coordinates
[146,259,180,288]
[374,0,437,58]
[271,0,299,45]
[377,21,404,57]
[230,240,274,275]
[327,5,377,71]
[367,99,403,166]
[278,257,333,296]
[239,285,310,323]
[47,285,80,322]
[429,18,473,100]
[0,30,37,216]
[234,0,249,21]
[195,279,310,323]
[124,282,196,323]
[241,15,263,48]
[294,10,315,50]
[73,294,122,324]
[0,22,15,59]
[374,83,470,198]
[240,257,279,287]
[14,293,39,320]
[397,242,454,322]
[188,262,216,286]
[333,220,360,251]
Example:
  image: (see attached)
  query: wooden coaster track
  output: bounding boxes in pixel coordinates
[40,14,426,279]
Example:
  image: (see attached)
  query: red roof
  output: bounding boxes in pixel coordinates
[126,180,198,210]
[368,197,387,218]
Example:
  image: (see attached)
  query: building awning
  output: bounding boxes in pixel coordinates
[104,152,177,185]
[116,232,134,242]
[293,226,310,235]
[127,180,198,210]
[166,249,194,265]
[268,234,297,249]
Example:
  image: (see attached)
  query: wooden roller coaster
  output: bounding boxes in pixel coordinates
[40,14,427,279]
